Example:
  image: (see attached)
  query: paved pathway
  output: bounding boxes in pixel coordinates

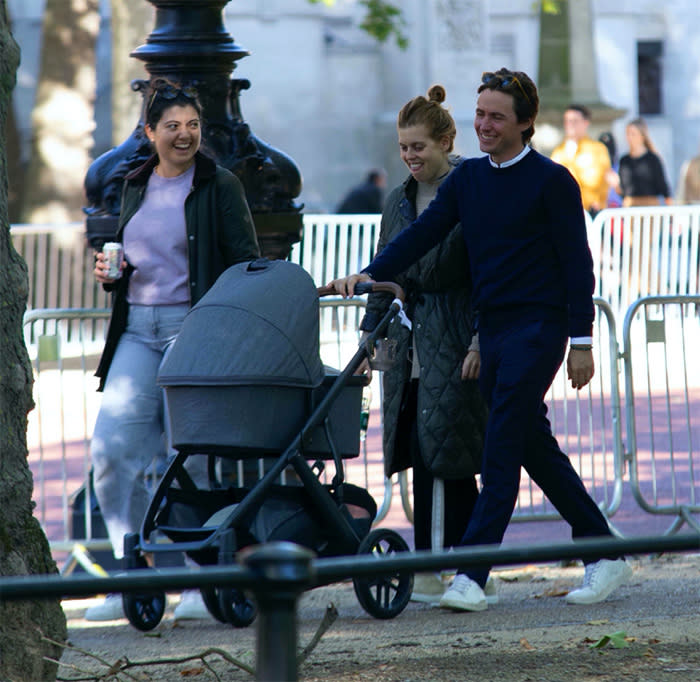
[28,390,700,573]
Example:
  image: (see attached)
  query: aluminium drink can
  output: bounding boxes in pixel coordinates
[103,242,124,279]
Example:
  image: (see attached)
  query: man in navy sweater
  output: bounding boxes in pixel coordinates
[329,68,632,611]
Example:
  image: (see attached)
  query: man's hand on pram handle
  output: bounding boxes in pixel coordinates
[323,272,374,298]
[319,277,406,302]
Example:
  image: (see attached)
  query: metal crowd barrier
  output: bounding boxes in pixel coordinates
[12,206,700,328]
[24,308,112,575]
[24,300,391,574]
[23,297,628,572]
[589,206,700,320]
[510,297,624,525]
[17,211,700,570]
[622,295,700,535]
[383,297,624,528]
[11,223,110,314]
[289,213,381,286]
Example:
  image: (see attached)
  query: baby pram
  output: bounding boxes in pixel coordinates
[121,258,413,630]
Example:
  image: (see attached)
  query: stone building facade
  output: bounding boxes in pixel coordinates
[9,0,700,212]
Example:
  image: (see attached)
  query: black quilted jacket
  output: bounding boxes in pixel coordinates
[360,163,487,479]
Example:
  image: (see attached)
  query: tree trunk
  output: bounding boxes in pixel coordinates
[20,0,99,224]
[4,96,23,223]
[111,0,152,146]
[0,3,67,681]
[3,8,24,224]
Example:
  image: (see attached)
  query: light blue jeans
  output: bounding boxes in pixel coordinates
[91,303,189,559]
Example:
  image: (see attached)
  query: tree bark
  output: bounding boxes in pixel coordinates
[20,0,99,224]
[0,2,67,680]
[4,96,23,223]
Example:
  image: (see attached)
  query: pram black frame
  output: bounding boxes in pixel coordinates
[121,280,415,630]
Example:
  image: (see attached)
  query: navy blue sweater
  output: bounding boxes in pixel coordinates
[365,150,595,338]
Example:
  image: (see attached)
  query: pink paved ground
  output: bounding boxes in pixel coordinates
[28,386,700,572]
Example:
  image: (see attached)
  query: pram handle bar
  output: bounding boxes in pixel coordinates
[317,281,405,301]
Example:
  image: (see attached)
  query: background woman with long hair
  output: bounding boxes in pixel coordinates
[612,118,672,207]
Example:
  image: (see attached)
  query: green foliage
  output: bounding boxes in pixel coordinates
[531,0,562,13]
[307,0,408,48]
[542,0,562,13]
[358,0,408,48]
[589,631,630,649]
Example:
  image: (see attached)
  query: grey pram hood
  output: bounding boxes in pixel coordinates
[158,259,325,389]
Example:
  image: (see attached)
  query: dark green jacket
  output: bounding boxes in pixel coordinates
[361,164,487,479]
[95,152,260,389]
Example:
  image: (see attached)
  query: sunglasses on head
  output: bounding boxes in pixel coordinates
[147,83,198,113]
[481,72,531,104]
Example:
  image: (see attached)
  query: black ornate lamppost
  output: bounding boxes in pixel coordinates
[84,0,303,260]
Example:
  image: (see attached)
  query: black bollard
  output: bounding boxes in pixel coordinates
[241,542,316,682]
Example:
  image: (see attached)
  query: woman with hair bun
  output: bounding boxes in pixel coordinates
[359,85,491,605]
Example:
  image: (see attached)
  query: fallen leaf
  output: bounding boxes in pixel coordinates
[587,619,609,626]
[535,582,569,598]
[498,566,538,582]
[589,631,630,649]
[520,637,535,650]
[180,667,205,677]
[106,658,127,675]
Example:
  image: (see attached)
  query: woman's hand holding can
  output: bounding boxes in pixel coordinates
[95,243,125,283]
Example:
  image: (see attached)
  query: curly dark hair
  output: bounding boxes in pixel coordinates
[144,78,202,129]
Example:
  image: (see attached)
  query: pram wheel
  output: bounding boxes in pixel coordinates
[121,533,166,631]
[217,587,257,628]
[353,528,413,620]
[199,586,257,627]
[199,587,228,623]
[123,590,167,631]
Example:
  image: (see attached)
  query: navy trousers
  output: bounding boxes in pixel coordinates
[460,308,613,587]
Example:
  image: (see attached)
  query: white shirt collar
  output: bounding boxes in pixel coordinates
[488,145,531,169]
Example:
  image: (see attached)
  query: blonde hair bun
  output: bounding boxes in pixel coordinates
[427,84,447,104]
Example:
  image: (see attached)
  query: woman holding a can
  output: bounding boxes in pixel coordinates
[87,79,259,621]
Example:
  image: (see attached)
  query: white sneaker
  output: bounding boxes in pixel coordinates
[84,593,125,621]
[173,589,212,620]
[439,574,487,612]
[484,575,499,605]
[565,558,633,605]
[411,572,445,605]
